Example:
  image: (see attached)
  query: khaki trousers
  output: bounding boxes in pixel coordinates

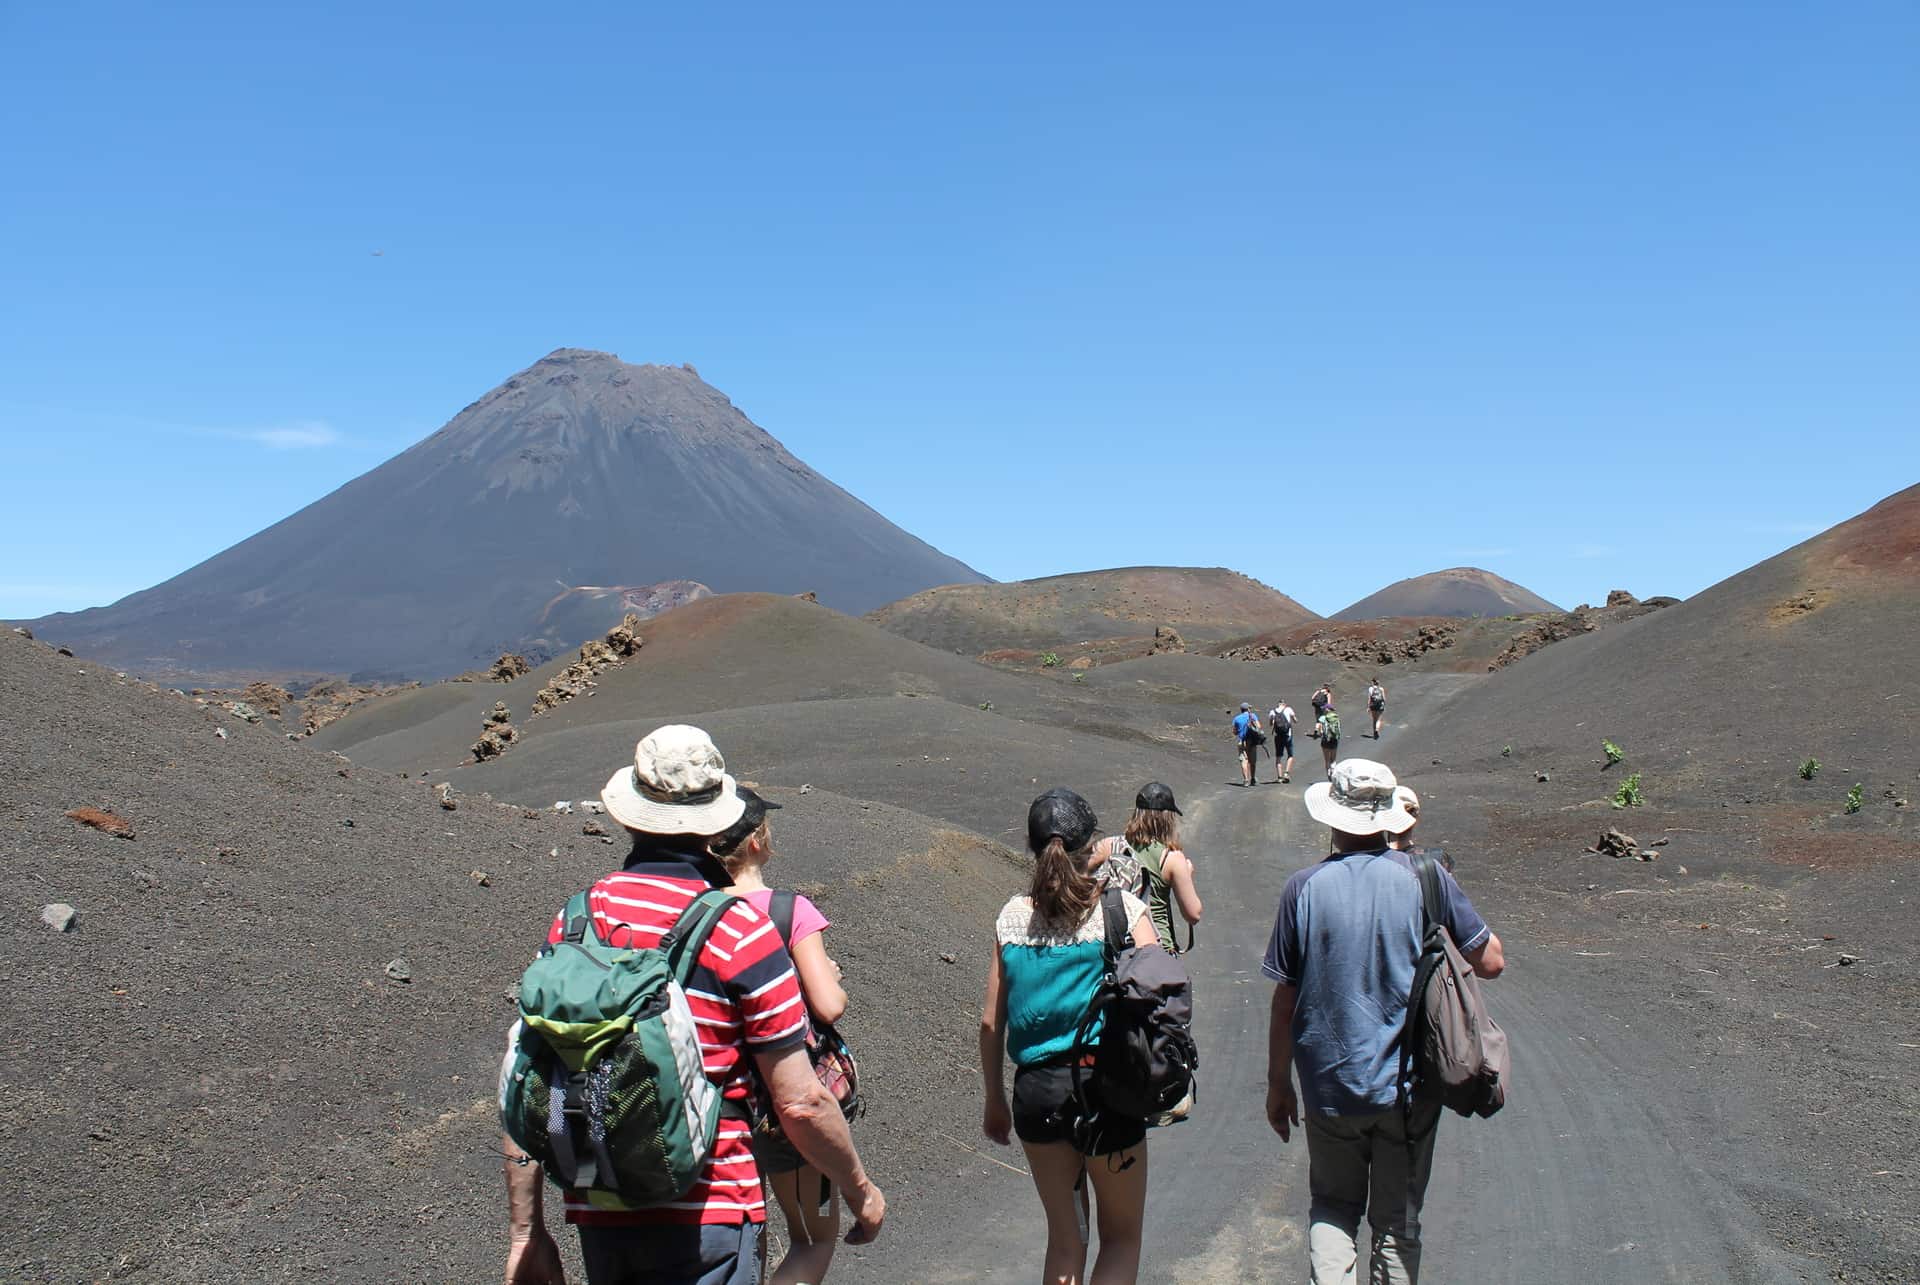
[1304,1102,1442,1285]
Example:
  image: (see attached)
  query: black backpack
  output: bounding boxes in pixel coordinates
[1070,888,1198,1141]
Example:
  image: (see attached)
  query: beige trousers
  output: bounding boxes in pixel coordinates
[1304,1102,1442,1285]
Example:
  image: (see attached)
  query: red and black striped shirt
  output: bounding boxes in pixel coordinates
[544,861,806,1226]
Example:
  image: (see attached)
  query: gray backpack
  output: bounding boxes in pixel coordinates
[1400,852,1508,1119]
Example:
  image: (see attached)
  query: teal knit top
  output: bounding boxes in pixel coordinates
[995,891,1145,1067]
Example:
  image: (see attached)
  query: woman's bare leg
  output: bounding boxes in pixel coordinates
[1086,1145,1149,1284]
[768,1164,840,1284]
[1022,1139,1091,1285]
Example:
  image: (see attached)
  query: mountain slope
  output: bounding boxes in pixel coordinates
[866,566,1316,656]
[22,349,987,681]
[1331,567,1561,620]
[1400,483,1920,790]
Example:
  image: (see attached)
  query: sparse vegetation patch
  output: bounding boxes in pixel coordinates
[1611,773,1644,808]
[1603,740,1625,766]
[1798,758,1820,781]
[1844,783,1865,814]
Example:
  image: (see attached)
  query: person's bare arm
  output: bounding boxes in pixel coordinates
[1132,910,1159,948]
[788,931,848,1025]
[1265,984,1300,1142]
[980,949,1012,1144]
[1165,850,1203,925]
[1463,933,1505,979]
[755,1043,886,1242]
[502,1134,564,1285]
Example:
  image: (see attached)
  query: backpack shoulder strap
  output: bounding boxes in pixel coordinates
[661,889,738,984]
[1100,886,1131,962]
[561,890,596,944]
[769,890,798,951]
[1410,850,1442,934]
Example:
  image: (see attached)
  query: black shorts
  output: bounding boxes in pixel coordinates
[1276,733,1294,755]
[1369,701,1384,713]
[750,1123,807,1175]
[1011,1062,1147,1156]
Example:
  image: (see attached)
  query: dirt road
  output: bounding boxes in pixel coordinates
[856,759,1827,1282]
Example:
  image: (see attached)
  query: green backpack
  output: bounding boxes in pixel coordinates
[499,888,737,1208]
[1320,710,1341,743]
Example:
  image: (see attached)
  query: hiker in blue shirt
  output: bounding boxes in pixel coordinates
[1263,759,1504,1285]
[1231,703,1263,787]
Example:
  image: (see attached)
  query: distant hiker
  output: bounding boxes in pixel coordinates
[1092,783,1203,953]
[710,786,859,1285]
[1387,786,1454,873]
[501,726,885,1285]
[1313,704,1341,780]
[1367,679,1387,739]
[1232,702,1265,787]
[1269,701,1297,784]
[1263,759,1505,1285]
[1311,684,1332,719]
[982,788,1159,1284]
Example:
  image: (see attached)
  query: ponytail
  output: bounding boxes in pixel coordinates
[1030,834,1098,927]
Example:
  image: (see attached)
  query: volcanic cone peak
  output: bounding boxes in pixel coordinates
[22,350,986,683]
[1332,567,1562,621]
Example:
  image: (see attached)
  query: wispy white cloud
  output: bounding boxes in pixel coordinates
[1571,543,1615,559]
[213,421,344,449]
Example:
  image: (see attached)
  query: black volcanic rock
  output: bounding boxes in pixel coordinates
[24,350,987,681]
[1332,567,1561,621]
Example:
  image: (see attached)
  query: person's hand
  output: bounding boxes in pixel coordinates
[844,1176,887,1245]
[1266,1080,1299,1143]
[983,1096,1013,1146]
[505,1226,565,1285]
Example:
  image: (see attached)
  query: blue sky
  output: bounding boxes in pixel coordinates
[3,2,1915,620]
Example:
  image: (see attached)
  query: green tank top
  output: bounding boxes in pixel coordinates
[1131,840,1177,947]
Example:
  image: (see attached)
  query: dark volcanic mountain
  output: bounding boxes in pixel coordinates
[1331,566,1561,620]
[22,350,987,681]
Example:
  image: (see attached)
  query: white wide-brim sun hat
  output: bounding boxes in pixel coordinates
[601,724,748,836]
[1303,758,1417,836]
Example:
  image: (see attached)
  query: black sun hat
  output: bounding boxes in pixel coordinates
[1134,782,1182,815]
[1027,787,1099,853]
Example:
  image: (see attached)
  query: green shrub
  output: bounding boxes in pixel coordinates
[1072,671,1085,683]
[1611,773,1644,808]
[1603,740,1625,766]
[1040,652,1061,668]
[1798,758,1820,781]
[1845,783,1864,814]
[1501,745,1512,757]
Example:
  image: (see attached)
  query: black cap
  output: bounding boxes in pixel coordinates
[708,786,782,857]
[1027,787,1098,853]
[736,785,783,817]
[1134,782,1182,816]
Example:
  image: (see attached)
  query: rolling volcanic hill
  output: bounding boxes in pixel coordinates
[866,566,1316,658]
[1402,482,1920,792]
[1331,566,1561,620]
[20,349,987,682]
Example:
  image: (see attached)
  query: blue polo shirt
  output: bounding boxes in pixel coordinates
[1263,848,1490,1115]
[1233,711,1256,740]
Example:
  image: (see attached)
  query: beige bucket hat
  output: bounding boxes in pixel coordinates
[1303,758,1417,836]
[601,724,747,836]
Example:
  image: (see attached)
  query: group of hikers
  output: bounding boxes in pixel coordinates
[501,722,1502,1285]
[1231,679,1389,787]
